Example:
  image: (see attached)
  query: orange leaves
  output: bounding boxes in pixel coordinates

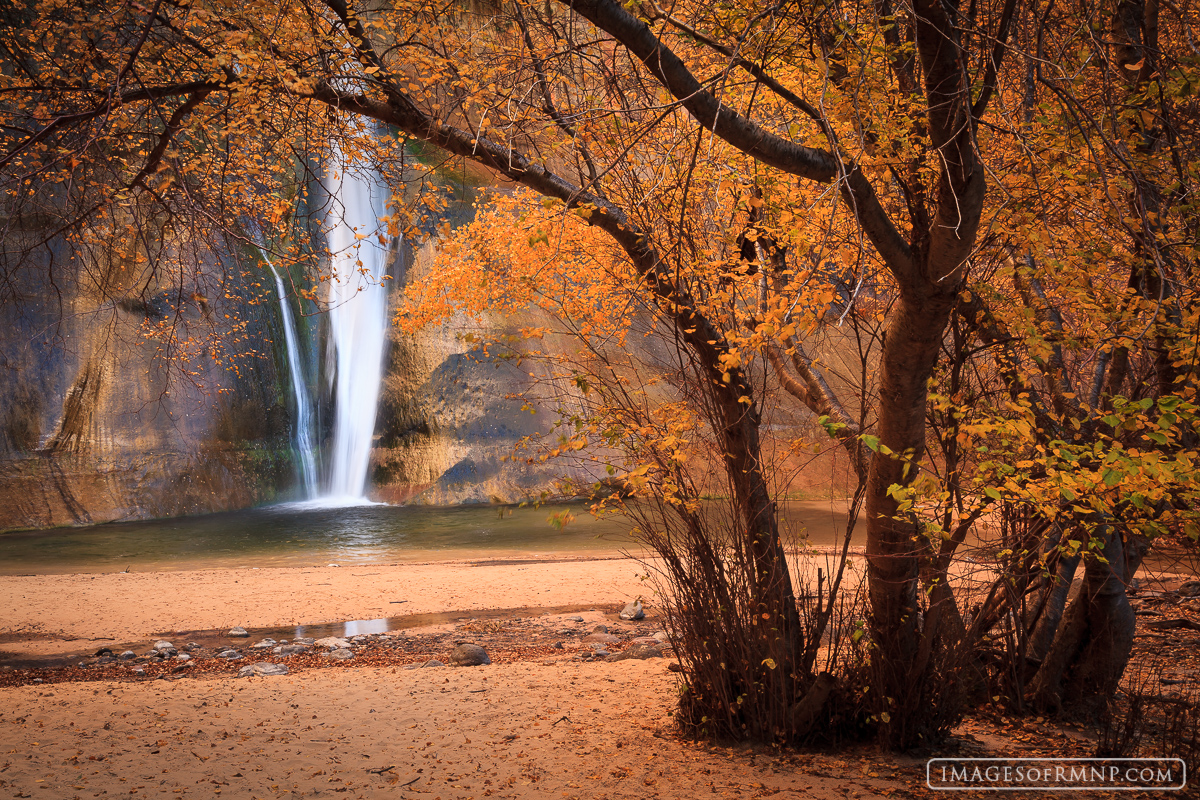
[398,189,634,344]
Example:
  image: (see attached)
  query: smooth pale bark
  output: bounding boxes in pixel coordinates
[1028,530,1140,713]
[1026,553,1082,669]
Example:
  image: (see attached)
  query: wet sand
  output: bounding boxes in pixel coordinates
[0,557,651,657]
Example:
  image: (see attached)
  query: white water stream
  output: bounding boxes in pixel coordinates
[319,144,392,504]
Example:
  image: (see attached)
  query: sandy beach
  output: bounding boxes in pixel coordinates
[3,552,1186,799]
[0,556,926,799]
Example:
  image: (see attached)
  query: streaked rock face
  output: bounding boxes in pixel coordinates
[0,220,296,530]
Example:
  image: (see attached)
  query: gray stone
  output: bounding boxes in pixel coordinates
[620,600,645,621]
[251,638,277,649]
[314,637,352,649]
[238,662,289,678]
[228,627,250,638]
[448,643,491,667]
[153,641,175,652]
[274,644,309,656]
[175,653,192,662]
[119,650,136,661]
[421,659,445,668]
[591,625,608,634]
[569,616,584,622]
[604,643,663,662]
[326,648,354,660]
[216,649,243,661]
[295,637,315,645]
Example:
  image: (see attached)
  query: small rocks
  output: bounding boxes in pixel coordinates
[314,637,352,649]
[238,662,289,678]
[274,644,309,656]
[228,627,250,638]
[604,643,663,662]
[620,600,645,621]
[326,648,354,661]
[448,643,491,667]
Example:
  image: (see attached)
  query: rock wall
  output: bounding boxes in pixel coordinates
[368,241,605,505]
[0,220,605,530]
[0,224,298,531]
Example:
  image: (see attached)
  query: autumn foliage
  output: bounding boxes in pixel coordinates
[4,0,1200,749]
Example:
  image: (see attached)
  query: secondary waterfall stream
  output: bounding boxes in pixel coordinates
[266,260,319,497]
[319,144,392,503]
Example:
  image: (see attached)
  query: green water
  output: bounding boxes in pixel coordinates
[0,499,855,575]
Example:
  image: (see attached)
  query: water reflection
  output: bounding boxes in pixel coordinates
[0,499,855,575]
[342,618,390,636]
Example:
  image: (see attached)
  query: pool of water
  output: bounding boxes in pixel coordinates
[0,499,857,575]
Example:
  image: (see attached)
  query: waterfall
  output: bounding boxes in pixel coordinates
[265,259,319,498]
[320,143,391,502]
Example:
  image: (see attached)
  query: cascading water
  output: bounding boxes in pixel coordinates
[265,258,319,497]
[319,143,392,503]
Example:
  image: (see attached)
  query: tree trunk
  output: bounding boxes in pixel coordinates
[865,291,957,744]
[1026,552,1081,670]
[1028,528,1138,714]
